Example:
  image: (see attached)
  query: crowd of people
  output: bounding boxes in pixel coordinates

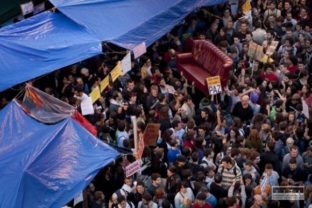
[1,0,312,208]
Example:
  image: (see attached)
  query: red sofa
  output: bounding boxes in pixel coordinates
[176,40,233,96]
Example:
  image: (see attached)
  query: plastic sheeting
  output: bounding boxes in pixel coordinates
[0,101,119,208]
[50,0,227,49]
[22,84,97,135]
[0,11,102,92]
[22,84,75,123]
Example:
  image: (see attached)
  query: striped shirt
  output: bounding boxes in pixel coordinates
[218,163,242,189]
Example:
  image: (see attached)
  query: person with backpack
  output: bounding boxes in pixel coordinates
[217,156,242,189]
[200,148,216,171]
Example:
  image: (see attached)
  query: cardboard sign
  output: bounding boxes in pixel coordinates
[302,99,310,119]
[125,160,141,177]
[100,76,109,92]
[132,42,146,59]
[110,62,122,82]
[266,41,279,56]
[143,123,160,146]
[206,76,222,95]
[137,134,145,159]
[121,52,132,75]
[248,41,257,58]
[89,86,101,103]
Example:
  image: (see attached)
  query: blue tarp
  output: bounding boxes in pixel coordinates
[0,11,102,92]
[50,0,227,49]
[0,100,119,208]
[0,0,226,92]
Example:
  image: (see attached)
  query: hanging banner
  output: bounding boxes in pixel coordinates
[100,76,110,92]
[132,42,146,59]
[20,1,34,16]
[121,52,132,75]
[110,62,122,82]
[89,86,101,103]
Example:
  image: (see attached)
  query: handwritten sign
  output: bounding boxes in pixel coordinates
[20,2,34,15]
[125,160,141,177]
[206,76,222,95]
[81,96,94,115]
[121,52,132,75]
[302,99,310,119]
[266,41,279,56]
[143,123,160,146]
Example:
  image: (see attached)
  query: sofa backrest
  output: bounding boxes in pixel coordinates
[192,40,233,77]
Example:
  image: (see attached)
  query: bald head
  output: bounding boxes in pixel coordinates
[241,95,250,108]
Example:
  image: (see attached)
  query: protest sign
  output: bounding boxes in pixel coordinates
[125,160,141,178]
[121,52,132,75]
[266,41,279,56]
[143,123,160,146]
[81,96,94,115]
[20,2,34,15]
[206,76,222,95]
[302,99,310,119]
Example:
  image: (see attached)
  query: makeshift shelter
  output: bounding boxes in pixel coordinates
[0,0,227,92]
[0,100,119,208]
[0,11,102,92]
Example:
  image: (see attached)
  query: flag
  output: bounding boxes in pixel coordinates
[72,111,97,136]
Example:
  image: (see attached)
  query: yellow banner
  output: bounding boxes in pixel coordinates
[100,76,109,92]
[110,62,122,82]
[89,86,101,103]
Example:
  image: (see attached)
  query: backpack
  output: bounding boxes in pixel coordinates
[114,189,134,208]
[220,165,237,177]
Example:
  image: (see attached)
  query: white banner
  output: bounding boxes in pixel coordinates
[121,52,132,75]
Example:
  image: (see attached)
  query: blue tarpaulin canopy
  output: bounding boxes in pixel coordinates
[50,0,227,49]
[0,11,102,92]
[0,100,119,208]
[0,0,227,91]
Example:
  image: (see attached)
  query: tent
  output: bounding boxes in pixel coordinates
[0,0,227,92]
[0,11,102,92]
[0,100,119,208]
[50,0,227,49]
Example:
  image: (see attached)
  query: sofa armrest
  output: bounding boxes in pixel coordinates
[176,53,193,63]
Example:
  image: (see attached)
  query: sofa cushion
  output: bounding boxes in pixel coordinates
[179,63,211,86]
